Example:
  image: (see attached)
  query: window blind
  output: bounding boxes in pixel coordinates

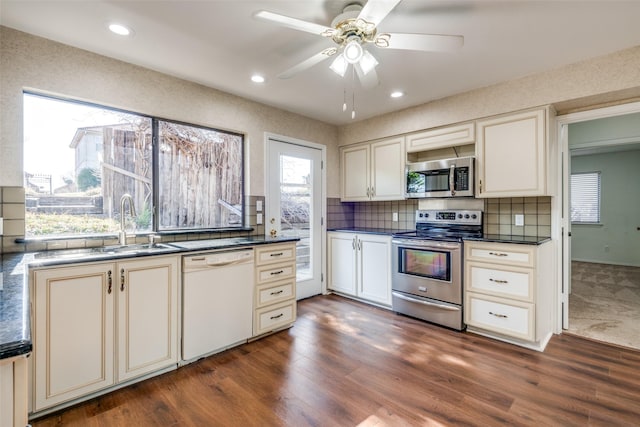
[570,172,601,223]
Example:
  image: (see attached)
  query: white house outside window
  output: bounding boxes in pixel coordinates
[570,172,601,224]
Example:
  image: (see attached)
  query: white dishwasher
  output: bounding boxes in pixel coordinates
[182,249,254,362]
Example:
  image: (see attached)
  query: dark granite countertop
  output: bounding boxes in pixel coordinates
[0,236,300,361]
[327,227,412,236]
[0,253,33,359]
[464,234,552,245]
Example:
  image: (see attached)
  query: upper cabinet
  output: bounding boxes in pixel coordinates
[476,108,549,198]
[406,122,475,153]
[340,136,405,201]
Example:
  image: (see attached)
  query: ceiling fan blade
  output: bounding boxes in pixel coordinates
[355,63,379,89]
[278,48,337,79]
[254,10,334,36]
[358,0,402,27]
[382,33,464,52]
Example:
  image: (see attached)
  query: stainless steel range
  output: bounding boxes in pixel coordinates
[391,209,482,330]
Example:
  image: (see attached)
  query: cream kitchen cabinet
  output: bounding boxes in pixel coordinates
[328,232,392,306]
[340,136,405,201]
[406,122,475,152]
[253,243,297,337]
[31,255,179,412]
[0,355,28,427]
[464,240,554,351]
[476,108,549,197]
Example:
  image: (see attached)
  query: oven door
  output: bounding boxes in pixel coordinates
[391,238,462,304]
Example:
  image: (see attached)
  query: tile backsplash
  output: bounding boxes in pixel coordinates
[327,196,552,238]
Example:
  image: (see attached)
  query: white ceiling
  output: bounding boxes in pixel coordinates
[2,0,640,126]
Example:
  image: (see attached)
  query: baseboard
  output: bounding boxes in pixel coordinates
[571,258,640,268]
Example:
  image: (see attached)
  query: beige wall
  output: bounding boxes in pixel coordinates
[2,25,639,200]
[0,26,340,196]
[337,45,640,146]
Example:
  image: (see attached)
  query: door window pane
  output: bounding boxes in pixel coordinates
[279,155,311,280]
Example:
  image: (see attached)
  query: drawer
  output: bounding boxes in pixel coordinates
[256,279,295,308]
[256,263,295,284]
[466,262,533,302]
[255,244,296,265]
[465,242,534,268]
[465,293,534,341]
[254,300,296,336]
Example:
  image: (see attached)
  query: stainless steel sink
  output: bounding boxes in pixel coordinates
[34,243,176,260]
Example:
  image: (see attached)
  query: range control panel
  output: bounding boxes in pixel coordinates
[415,209,482,226]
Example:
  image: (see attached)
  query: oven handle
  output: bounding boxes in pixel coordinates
[392,239,461,251]
[392,291,460,311]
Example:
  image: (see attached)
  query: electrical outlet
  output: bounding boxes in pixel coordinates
[0,217,3,235]
[256,213,263,224]
[514,214,524,227]
[0,272,3,291]
[392,212,398,222]
[604,245,610,252]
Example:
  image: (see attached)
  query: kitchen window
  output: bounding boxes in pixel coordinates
[570,171,601,224]
[23,92,244,238]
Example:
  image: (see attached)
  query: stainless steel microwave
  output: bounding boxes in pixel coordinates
[405,156,474,198]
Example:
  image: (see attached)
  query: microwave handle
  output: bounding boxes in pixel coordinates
[449,164,456,196]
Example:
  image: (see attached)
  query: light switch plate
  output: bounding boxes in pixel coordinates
[256,200,263,212]
[257,213,263,224]
[392,212,398,222]
[0,217,3,235]
[514,214,524,227]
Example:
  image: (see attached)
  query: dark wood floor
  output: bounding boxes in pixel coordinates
[32,294,640,426]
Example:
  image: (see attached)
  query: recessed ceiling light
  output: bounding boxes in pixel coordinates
[251,75,266,83]
[108,23,132,36]
[390,91,404,98]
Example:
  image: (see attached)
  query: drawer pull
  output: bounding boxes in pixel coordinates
[489,311,508,318]
[270,252,284,257]
[270,270,284,276]
[270,313,284,320]
[489,278,509,284]
[270,289,284,295]
[489,252,508,257]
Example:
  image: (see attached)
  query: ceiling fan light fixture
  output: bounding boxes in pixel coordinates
[359,50,378,75]
[343,40,363,64]
[329,54,348,77]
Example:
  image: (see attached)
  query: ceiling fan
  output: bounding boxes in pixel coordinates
[254,0,464,86]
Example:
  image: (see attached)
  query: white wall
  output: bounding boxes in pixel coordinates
[570,149,640,267]
[0,27,340,197]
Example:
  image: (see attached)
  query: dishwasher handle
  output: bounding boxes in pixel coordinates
[205,257,252,267]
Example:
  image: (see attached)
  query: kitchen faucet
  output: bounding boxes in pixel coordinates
[119,194,137,246]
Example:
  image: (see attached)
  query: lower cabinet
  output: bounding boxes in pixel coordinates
[31,256,179,412]
[328,232,392,306]
[0,354,29,427]
[464,240,553,351]
[253,243,297,337]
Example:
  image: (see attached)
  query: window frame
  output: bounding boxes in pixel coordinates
[570,171,601,225]
[23,91,247,239]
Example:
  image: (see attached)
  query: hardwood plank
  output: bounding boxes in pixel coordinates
[31,294,640,426]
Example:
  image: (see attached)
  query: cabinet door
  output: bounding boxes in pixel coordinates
[370,136,405,200]
[476,109,546,197]
[358,234,392,305]
[117,256,179,382]
[33,263,115,411]
[340,143,370,201]
[327,232,357,295]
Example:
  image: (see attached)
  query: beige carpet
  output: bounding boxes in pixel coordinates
[568,261,640,350]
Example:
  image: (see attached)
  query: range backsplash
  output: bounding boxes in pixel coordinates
[327,196,552,238]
